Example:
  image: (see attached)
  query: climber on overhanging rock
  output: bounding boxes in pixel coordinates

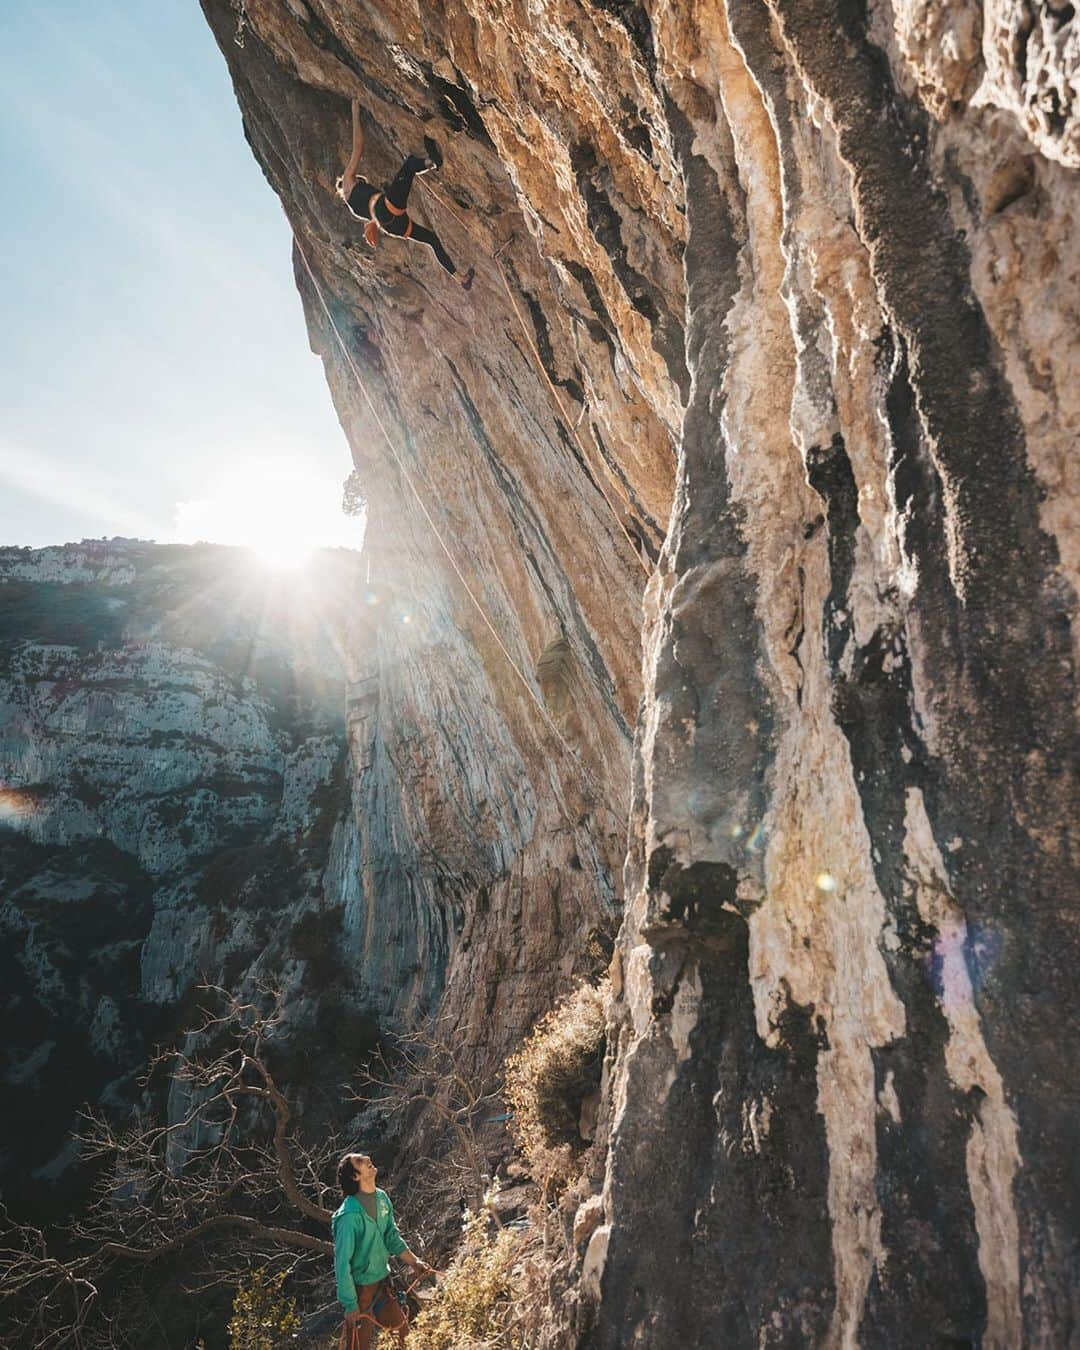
[337,99,475,291]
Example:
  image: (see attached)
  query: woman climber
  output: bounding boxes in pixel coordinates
[337,99,474,290]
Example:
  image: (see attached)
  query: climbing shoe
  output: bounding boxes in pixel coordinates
[422,135,444,170]
[461,267,475,292]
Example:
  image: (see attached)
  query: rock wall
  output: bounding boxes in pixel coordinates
[202,1,1077,1344]
[0,541,368,1215]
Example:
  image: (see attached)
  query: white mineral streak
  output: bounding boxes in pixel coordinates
[697,9,908,1342]
[753,565,906,1348]
[902,787,1022,1350]
[624,943,656,1041]
[878,1069,902,1124]
[787,115,908,638]
[952,136,1080,662]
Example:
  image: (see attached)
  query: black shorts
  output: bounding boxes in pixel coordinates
[345,178,377,220]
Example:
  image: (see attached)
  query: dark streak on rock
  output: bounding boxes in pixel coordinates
[583,0,658,79]
[571,140,690,402]
[769,0,1080,1332]
[564,258,621,352]
[806,435,858,670]
[587,420,663,559]
[520,288,587,406]
[595,907,834,1346]
[416,62,498,148]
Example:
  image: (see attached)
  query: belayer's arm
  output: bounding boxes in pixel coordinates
[334,1214,360,1313]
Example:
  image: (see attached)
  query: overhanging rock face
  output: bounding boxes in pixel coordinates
[203,1,1078,1343]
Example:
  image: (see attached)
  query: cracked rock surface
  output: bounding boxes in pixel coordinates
[202,1,1078,1344]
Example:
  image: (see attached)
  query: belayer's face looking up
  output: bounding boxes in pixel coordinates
[352,1153,377,1189]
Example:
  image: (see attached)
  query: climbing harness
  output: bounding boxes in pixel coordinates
[338,1270,431,1348]
[365,191,415,246]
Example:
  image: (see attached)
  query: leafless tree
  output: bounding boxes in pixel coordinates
[0,986,337,1348]
[0,992,508,1348]
[344,1020,510,1250]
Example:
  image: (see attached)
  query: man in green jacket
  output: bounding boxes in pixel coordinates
[332,1152,434,1347]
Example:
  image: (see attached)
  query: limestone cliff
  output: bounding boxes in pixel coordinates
[202,1,1078,1345]
[0,540,368,1216]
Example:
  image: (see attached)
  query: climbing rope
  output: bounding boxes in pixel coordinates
[338,1270,432,1347]
[416,179,651,576]
[292,234,627,829]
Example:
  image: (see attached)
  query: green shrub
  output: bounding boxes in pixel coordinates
[409,1209,521,1350]
[504,979,608,1183]
[228,1268,300,1350]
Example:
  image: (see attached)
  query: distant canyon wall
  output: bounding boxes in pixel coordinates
[202,1,1078,1344]
[0,542,366,1212]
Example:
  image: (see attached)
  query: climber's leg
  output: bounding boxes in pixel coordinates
[384,154,431,212]
[408,222,457,275]
[407,223,474,288]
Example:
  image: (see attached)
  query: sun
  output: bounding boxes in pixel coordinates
[247,538,315,573]
[172,463,362,566]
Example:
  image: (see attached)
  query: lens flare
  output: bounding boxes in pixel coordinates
[0,786,42,824]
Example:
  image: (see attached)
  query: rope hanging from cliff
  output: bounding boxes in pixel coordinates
[292,236,625,828]
[415,178,651,577]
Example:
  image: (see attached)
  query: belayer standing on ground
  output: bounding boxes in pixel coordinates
[337,99,474,290]
[333,1151,435,1349]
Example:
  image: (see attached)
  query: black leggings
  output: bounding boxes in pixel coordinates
[348,155,457,275]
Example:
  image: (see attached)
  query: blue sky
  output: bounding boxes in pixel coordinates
[0,1,360,553]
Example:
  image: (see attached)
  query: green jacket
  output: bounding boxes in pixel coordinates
[332,1190,409,1312]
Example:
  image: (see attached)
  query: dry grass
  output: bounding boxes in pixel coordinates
[503,980,608,1187]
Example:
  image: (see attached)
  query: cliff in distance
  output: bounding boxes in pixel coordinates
[199,1,1079,1345]
[0,540,370,1218]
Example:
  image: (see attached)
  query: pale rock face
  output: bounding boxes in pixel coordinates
[979,0,1080,165]
[201,1,1077,1344]
[0,541,367,1212]
[0,541,139,586]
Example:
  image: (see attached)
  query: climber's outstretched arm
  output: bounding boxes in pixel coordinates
[340,99,364,200]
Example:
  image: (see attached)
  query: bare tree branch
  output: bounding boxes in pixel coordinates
[0,986,335,1347]
[1,994,508,1347]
